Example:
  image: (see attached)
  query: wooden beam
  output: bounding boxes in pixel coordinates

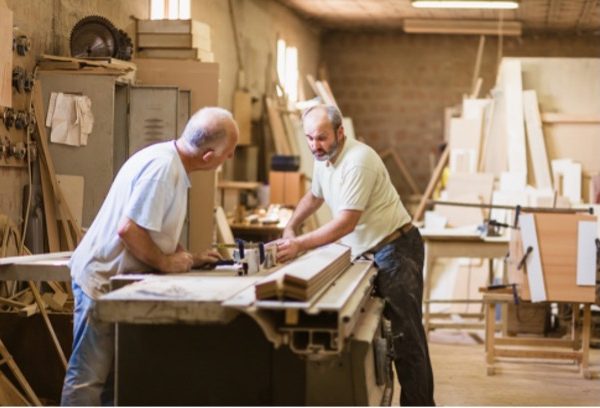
[0,339,42,406]
[28,281,68,369]
[540,112,600,124]
[413,145,449,222]
[379,148,421,195]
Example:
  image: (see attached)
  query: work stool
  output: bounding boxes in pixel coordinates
[483,290,593,379]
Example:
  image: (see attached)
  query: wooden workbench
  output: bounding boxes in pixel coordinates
[483,291,593,379]
[421,229,510,334]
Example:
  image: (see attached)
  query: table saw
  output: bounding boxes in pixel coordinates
[1,247,394,405]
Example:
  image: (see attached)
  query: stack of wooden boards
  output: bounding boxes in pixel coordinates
[417,57,600,228]
[136,19,214,62]
[255,243,351,301]
[508,212,597,303]
[38,54,136,82]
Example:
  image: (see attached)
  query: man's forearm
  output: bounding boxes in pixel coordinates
[296,210,360,251]
[117,218,168,270]
[286,192,323,233]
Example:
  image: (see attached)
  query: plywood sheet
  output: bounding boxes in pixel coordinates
[544,123,600,175]
[534,212,596,303]
[518,58,600,116]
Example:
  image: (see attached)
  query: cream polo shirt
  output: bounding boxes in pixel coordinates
[311,137,411,257]
[69,141,191,300]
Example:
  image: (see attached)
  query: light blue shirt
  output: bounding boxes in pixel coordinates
[70,141,191,299]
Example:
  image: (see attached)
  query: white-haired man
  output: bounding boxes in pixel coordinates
[61,107,239,406]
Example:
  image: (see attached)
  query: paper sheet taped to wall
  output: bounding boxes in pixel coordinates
[45,92,94,146]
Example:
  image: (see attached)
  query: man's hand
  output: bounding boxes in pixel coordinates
[276,238,303,263]
[193,249,223,268]
[161,251,194,274]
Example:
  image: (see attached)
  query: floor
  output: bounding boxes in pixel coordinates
[392,330,600,406]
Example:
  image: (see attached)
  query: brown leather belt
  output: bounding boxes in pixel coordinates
[368,223,414,254]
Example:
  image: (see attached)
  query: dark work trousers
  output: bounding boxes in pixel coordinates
[374,227,435,406]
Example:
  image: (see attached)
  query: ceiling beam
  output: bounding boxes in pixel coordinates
[576,0,599,30]
[546,0,563,27]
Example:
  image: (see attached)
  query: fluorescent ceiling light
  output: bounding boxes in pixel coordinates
[404,19,522,35]
[412,1,519,9]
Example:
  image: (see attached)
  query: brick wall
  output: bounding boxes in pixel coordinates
[321,32,600,194]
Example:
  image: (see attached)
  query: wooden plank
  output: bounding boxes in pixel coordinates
[494,348,581,361]
[448,118,482,173]
[500,59,527,175]
[0,371,30,406]
[214,206,234,259]
[551,159,582,204]
[137,33,211,51]
[233,90,252,145]
[523,90,552,190]
[541,113,600,124]
[480,89,509,174]
[56,174,84,227]
[0,2,13,108]
[315,80,338,108]
[413,145,449,222]
[519,213,547,302]
[0,339,42,406]
[137,19,193,34]
[379,149,421,195]
[265,97,291,155]
[136,47,199,60]
[39,159,61,252]
[28,281,67,369]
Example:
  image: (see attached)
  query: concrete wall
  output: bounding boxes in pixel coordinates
[321,32,600,194]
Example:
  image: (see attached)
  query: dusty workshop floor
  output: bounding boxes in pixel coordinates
[391,330,600,406]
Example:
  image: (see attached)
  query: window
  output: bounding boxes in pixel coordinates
[150,0,190,20]
[276,38,299,103]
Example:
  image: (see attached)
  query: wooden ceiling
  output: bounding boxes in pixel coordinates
[276,0,600,33]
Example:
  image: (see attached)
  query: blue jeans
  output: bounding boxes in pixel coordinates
[374,227,435,406]
[61,281,115,406]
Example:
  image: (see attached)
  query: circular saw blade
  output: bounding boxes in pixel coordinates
[70,16,119,58]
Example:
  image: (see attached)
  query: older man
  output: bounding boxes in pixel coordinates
[277,104,434,406]
[61,107,239,406]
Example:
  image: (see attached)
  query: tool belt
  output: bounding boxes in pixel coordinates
[368,222,414,254]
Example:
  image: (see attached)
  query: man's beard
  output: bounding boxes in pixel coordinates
[312,137,340,162]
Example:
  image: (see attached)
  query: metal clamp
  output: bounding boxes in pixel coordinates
[517,246,533,271]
